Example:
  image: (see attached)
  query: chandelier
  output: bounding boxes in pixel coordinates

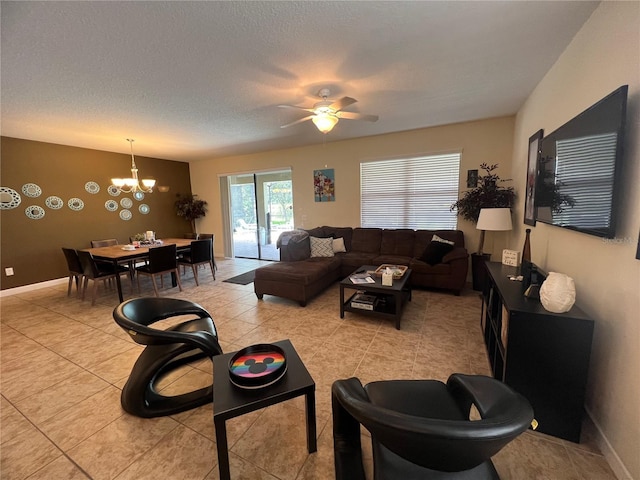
[110,139,156,193]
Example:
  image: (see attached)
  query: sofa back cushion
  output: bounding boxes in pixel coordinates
[322,226,353,251]
[380,229,415,256]
[351,228,382,253]
[413,230,465,257]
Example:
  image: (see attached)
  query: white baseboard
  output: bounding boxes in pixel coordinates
[0,277,67,298]
[585,407,633,480]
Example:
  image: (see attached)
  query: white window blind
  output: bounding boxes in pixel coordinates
[554,133,617,228]
[360,153,461,229]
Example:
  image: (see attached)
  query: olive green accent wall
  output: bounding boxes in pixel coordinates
[0,137,192,289]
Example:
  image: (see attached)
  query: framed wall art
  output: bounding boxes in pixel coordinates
[313,168,335,202]
[525,129,543,226]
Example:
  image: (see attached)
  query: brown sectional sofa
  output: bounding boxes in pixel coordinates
[254,226,469,306]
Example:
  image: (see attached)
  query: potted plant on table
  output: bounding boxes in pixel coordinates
[175,194,208,236]
[451,163,516,290]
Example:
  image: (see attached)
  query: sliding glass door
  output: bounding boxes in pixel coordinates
[227,170,292,261]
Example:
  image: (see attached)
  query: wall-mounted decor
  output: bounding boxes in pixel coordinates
[133,191,145,201]
[139,204,150,214]
[25,205,45,219]
[119,209,132,221]
[313,168,335,202]
[22,183,42,198]
[105,200,118,212]
[45,196,63,209]
[525,129,543,226]
[68,198,84,211]
[120,197,133,209]
[466,169,478,188]
[84,181,100,194]
[0,187,21,209]
[108,185,121,197]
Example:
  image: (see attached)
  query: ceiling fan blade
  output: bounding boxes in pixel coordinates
[278,104,315,113]
[280,115,314,128]
[336,111,379,122]
[329,96,357,111]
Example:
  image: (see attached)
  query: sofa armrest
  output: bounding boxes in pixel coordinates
[441,247,469,264]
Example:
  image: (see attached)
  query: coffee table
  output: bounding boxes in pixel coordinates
[339,265,412,330]
[212,339,316,480]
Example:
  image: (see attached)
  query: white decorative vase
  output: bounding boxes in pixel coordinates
[540,272,576,313]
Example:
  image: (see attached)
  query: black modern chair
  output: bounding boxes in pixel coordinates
[178,238,215,285]
[136,244,182,296]
[332,374,534,480]
[77,250,131,305]
[197,233,217,271]
[61,247,84,297]
[113,297,223,418]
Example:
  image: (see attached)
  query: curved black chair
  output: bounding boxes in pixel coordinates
[113,297,223,418]
[332,374,534,479]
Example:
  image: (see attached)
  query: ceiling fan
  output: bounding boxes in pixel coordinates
[279,88,379,134]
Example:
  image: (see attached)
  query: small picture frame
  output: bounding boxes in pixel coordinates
[525,129,543,226]
[466,169,478,188]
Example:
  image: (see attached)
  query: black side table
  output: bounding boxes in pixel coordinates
[212,339,316,480]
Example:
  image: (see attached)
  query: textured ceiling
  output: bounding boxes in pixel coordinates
[1,1,599,162]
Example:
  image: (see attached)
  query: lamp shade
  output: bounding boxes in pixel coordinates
[312,113,338,133]
[476,208,513,231]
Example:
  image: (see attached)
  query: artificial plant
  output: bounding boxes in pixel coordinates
[175,194,208,234]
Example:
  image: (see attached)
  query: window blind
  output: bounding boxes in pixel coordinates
[360,153,461,229]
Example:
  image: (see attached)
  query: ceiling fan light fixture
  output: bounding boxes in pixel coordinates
[312,113,338,134]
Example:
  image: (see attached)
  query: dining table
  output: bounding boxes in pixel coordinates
[84,238,193,302]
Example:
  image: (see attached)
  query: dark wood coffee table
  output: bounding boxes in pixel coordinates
[212,339,316,480]
[339,265,412,330]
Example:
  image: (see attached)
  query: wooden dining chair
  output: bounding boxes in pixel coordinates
[91,238,118,247]
[77,250,131,305]
[136,244,183,296]
[61,247,84,297]
[178,239,215,285]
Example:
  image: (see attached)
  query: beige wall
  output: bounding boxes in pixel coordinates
[510,3,639,479]
[0,137,193,289]
[191,115,515,260]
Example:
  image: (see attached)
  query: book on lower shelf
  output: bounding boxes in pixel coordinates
[351,293,378,310]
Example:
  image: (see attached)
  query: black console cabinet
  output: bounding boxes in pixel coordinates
[481,262,594,443]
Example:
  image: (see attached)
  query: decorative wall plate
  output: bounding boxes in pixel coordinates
[105,200,118,212]
[45,195,64,209]
[25,205,45,219]
[68,198,84,211]
[133,191,145,201]
[139,204,150,214]
[120,197,133,209]
[85,181,100,194]
[0,187,21,209]
[119,209,132,221]
[108,185,121,197]
[22,183,42,198]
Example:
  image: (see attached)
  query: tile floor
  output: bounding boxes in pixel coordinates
[0,258,618,480]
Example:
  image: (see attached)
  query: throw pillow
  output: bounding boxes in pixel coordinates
[420,240,454,265]
[432,234,455,246]
[332,237,346,253]
[310,236,335,257]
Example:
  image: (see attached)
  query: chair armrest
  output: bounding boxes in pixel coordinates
[441,247,469,264]
[332,379,367,480]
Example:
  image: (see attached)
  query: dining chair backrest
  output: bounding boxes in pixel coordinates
[62,247,83,273]
[147,244,178,273]
[189,239,212,263]
[77,250,101,278]
[91,238,118,248]
[183,233,198,239]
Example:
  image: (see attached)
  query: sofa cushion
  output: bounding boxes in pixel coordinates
[255,257,340,285]
[323,226,353,251]
[380,229,415,256]
[420,240,455,265]
[351,228,382,253]
[413,230,465,257]
[310,236,334,257]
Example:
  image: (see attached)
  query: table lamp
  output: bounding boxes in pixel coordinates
[476,208,513,256]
